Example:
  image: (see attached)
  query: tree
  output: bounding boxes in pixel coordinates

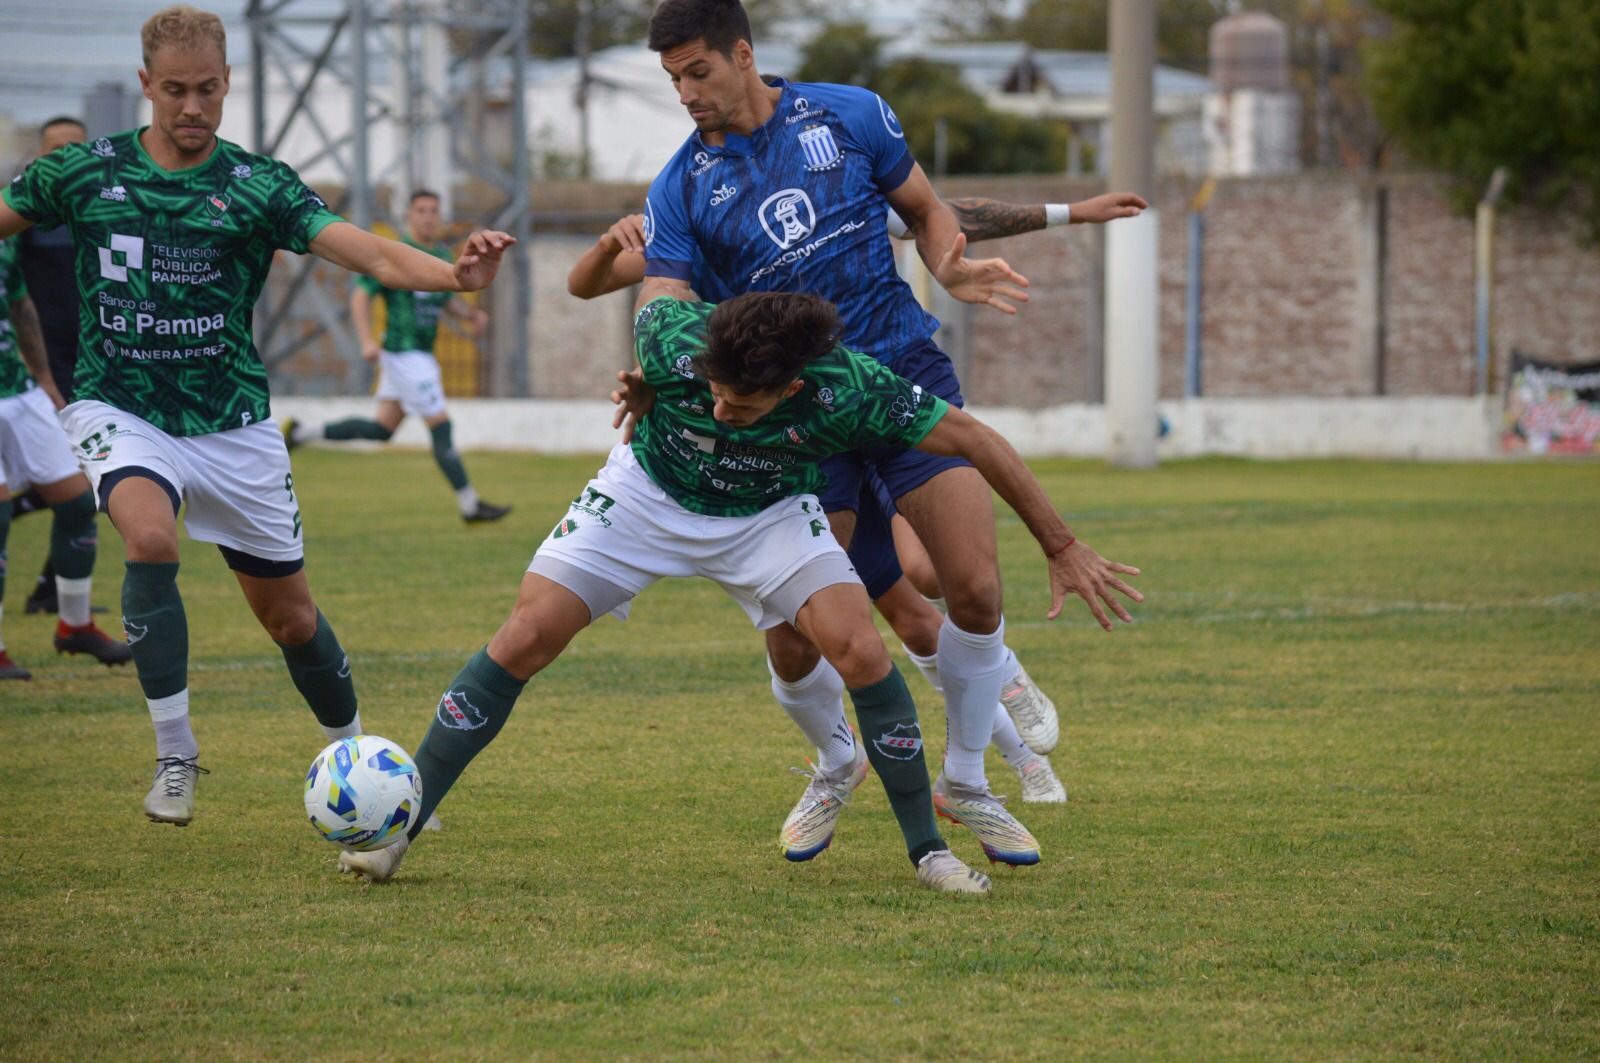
[797,22,1068,176]
[1009,0,1224,70]
[1367,0,1600,239]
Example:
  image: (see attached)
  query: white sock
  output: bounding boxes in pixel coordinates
[991,708,1036,771]
[455,485,480,516]
[768,656,856,776]
[0,604,8,652]
[924,596,947,614]
[937,616,1008,789]
[1001,647,1024,689]
[56,575,92,628]
[148,689,199,761]
[902,644,943,694]
[321,710,363,742]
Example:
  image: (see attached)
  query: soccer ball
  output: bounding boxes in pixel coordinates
[303,735,423,851]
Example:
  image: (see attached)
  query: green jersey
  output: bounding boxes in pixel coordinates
[356,236,453,354]
[0,237,34,399]
[630,298,949,517]
[2,129,343,436]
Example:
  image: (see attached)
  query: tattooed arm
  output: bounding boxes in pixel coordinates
[11,295,64,408]
[946,198,1048,242]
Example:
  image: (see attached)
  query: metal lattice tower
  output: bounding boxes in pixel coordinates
[245,0,533,396]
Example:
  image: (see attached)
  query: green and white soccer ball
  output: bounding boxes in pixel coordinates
[303,735,422,851]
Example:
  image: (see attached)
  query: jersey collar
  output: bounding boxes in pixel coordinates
[692,76,790,160]
[131,126,223,179]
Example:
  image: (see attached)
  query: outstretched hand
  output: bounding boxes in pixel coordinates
[934,233,1030,315]
[610,367,656,443]
[601,214,648,255]
[453,230,516,292]
[1070,192,1149,225]
[1046,540,1143,629]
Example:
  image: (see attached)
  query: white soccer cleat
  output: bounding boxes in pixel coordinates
[1017,756,1068,804]
[338,832,410,883]
[780,741,870,861]
[915,849,991,894]
[933,773,1042,866]
[143,756,207,826]
[1000,662,1060,755]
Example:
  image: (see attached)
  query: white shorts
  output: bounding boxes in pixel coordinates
[62,400,304,564]
[529,444,862,629]
[0,387,82,493]
[374,350,448,420]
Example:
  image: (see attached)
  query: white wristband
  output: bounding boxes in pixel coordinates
[1045,203,1072,227]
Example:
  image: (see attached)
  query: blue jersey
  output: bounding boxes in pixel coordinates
[644,78,941,365]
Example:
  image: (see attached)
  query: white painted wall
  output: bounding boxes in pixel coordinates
[270,396,1505,461]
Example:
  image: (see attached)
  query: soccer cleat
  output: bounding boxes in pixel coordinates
[1016,756,1068,804]
[339,832,410,883]
[54,621,133,666]
[0,651,32,680]
[915,849,992,894]
[144,757,208,825]
[933,773,1042,866]
[1000,662,1060,755]
[463,501,512,524]
[281,416,302,451]
[779,741,870,861]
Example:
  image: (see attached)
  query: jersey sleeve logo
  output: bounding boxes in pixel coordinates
[879,97,905,140]
[759,189,817,250]
[642,197,657,247]
[798,125,843,172]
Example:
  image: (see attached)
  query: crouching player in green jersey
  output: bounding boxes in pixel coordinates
[339,290,1141,893]
[0,4,514,824]
[284,188,511,524]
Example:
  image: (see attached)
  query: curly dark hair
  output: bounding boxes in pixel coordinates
[698,292,842,395]
[647,0,752,56]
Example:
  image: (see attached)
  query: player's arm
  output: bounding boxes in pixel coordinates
[634,276,697,315]
[0,199,35,241]
[569,215,649,299]
[916,406,1142,629]
[11,294,64,409]
[348,287,380,362]
[883,166,1030,315]
[311,222,515,292]
[911,193,1148,243]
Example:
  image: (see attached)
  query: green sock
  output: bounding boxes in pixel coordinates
[48,489,97,580]
[123,561,187,700]
[407,648,527,839]
[429,420,470,491]
[850,666,947,866]
[324,418,393,442]
[277,609,359,735]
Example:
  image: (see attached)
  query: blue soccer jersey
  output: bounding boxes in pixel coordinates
[643,78,941,365]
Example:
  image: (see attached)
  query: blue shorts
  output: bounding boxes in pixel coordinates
[821,340,971,599]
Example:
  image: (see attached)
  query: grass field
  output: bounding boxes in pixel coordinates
[2,450,1597,1060]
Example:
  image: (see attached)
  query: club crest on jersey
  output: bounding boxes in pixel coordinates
[91,138,116,158]
[204,192,231,219]
[759,188,817,250]
[872,722,923,761]
[798,125,843,172]
[438,689,488,730]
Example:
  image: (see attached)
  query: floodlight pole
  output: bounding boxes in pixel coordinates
[1105,0,1160,468]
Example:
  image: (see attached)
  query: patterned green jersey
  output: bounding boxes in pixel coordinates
[356,236,453,354]
[0,237,34,399]
[630,298,949,517]
[2,129,343,436]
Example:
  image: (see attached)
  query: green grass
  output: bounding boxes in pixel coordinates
[2,452,1597,1061]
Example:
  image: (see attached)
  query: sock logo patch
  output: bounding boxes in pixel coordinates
[122,617,148,646]
[438,689,488,730]
[872,722,923,761]
[337,655,351,679]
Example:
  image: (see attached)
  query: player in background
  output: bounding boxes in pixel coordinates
[13,116,95,617]
[0,4,514,823]
[283,189,511,524]
[568,193,1147,810]
[0,236,130,679]
[636,0,1145,867]
[338,289,1141,892]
